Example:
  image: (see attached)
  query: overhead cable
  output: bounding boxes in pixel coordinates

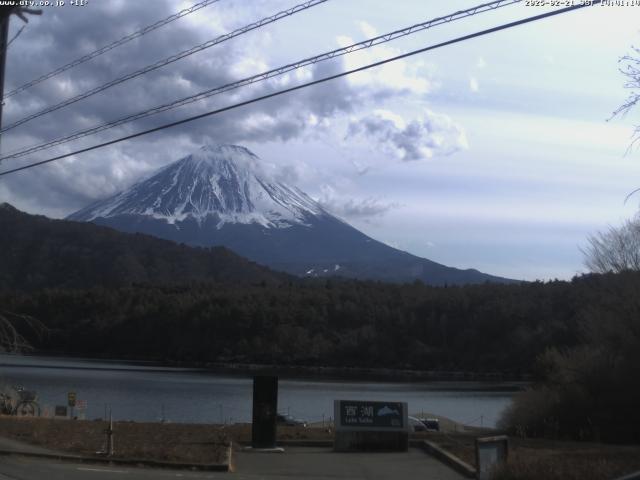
[0,1,601,178]
[0,0,521,162]
[6,25,25,49]
[0,0,329,133]
[3,0,222,99]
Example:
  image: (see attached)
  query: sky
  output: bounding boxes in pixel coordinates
[1,0,640,281]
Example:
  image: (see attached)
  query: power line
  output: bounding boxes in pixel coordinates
[0,0,329,134]
[0,0,522,163]
[6,24,24,49]
[0,1,601,178]
[3,0,221,100]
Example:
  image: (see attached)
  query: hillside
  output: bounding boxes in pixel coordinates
[0,203,286,290]
[68,144,516,286]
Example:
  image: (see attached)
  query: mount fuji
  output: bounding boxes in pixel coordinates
[68,144,513,285]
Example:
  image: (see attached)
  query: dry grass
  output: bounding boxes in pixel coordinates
[492,452,640,480]
[425,431,640,480]
[0,415,334,464]
[6,415,639,478]
[0,416,230,464]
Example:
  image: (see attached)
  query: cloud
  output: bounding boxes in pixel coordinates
[335,26,432,98]
[357,21,378,39]
[0,6,439,215]
[346,109,468,162]
[469,76,479,93]
[317,185,400,220]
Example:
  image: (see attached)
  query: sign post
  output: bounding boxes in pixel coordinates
[67,391,76,419]
[334,400,409,452]
[76,399,87,420]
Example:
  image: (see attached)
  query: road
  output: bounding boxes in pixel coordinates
[234,447,466,479]
[0,456,224,480]
[0,448,466,480]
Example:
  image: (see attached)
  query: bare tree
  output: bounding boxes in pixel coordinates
[583,216,640,273]
[612,46,640,141]
[584,46,640,272]
[0,311,45,353]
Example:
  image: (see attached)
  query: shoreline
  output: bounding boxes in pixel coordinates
[1,352,530,389]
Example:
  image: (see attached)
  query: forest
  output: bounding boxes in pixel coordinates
[4,269,640,442]
[3,203,640,442]
[0,271,628,374]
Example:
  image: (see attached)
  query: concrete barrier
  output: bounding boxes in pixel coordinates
[334,431,408,452]
[420,440,476,478]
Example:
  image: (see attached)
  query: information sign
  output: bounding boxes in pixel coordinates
[335,400,407,430]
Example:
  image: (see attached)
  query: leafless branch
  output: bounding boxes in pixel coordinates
[13,7,42,24]
[0,310,47,353]
[582,215,640,273]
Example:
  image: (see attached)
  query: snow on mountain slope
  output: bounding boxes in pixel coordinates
[68,144,326,229]
[67,143,517,285]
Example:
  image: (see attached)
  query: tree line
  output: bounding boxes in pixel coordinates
[0,272,621,373]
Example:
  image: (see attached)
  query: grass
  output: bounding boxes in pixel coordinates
[491,453,640,480]
[3,415,640,478]
[0,415,335,464]
[424,431,640,480]
[0,416,230,464]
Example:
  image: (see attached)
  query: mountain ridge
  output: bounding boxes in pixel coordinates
[67,144,517,286]
[0,202,287,290]
[69,144,327,229]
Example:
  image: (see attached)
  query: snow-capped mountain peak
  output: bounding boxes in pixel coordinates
[67,143,515,286]
[68,144,325,229]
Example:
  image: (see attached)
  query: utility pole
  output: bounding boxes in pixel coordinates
[0,6,42,156]
[0,8,12,153]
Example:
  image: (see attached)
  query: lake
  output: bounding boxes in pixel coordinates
[0,354,517,427]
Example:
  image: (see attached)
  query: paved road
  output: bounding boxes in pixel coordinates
[234,446,465,480]
[0,456,224,480]
[0,435,63,455]
[0,447,465,480]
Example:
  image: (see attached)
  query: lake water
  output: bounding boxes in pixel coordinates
[0,354,516,427]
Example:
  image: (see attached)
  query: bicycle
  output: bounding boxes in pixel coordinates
[0,385,40,417]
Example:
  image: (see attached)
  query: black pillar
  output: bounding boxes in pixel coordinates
[251,375,278,449]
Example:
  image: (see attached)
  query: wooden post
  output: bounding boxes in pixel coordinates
[106,408,114,456]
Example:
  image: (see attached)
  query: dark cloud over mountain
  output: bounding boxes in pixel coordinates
[0,1,461,219]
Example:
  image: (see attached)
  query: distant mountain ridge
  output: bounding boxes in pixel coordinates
[69,144,326,229]
[0,202,285,290]
[68,144,516,286]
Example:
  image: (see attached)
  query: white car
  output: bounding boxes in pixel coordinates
[408,416,427,432]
